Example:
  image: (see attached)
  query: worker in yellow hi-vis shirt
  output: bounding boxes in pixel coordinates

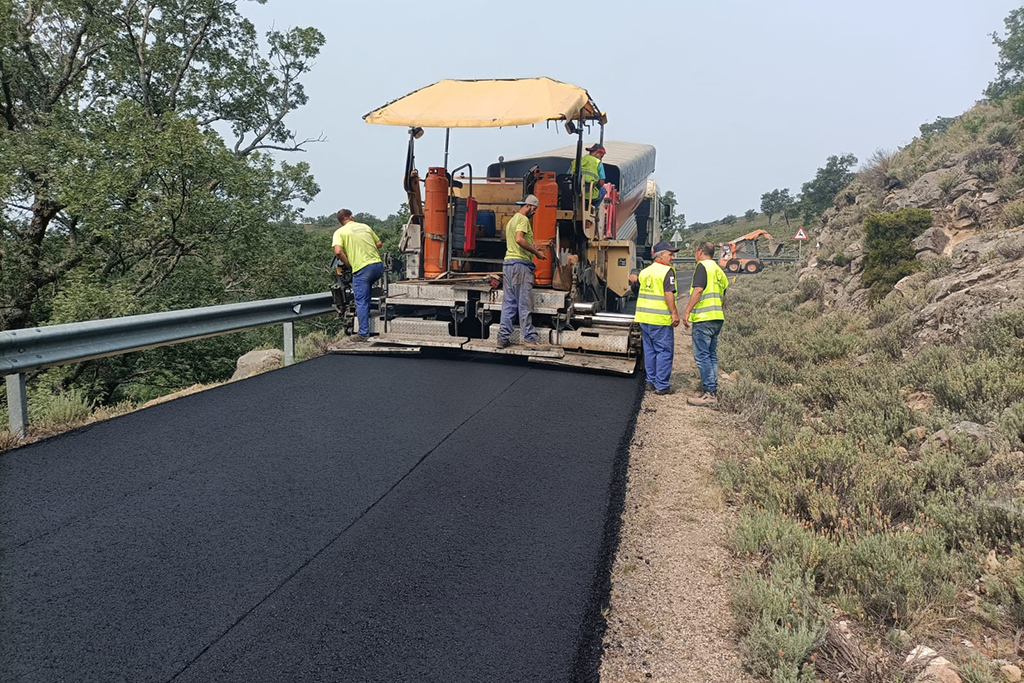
[332,209,383,341]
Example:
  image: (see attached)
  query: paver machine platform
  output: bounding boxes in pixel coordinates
[331,78,660,374]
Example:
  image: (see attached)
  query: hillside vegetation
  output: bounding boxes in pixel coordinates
[710,9,1024,683]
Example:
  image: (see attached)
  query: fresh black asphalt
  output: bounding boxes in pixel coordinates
[1,354,641,682]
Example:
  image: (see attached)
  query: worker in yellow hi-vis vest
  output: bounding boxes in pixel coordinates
[630,241,681,395]
[683,241,730,407]
[568,144,607,205]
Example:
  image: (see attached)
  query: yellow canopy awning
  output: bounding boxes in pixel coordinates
[363,78,606,128]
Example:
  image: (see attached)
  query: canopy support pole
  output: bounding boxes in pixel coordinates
[443,128,451,171]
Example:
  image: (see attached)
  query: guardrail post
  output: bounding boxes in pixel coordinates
[283,322,295,366]
[5,373,28,438]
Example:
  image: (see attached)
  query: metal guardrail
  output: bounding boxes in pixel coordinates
[672,255,798,266]
[1,292,336,437]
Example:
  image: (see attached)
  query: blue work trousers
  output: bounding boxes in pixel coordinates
[352,261,384,336]
[691,320,724,395]
[498,260,539,344]
[640,323,674,391]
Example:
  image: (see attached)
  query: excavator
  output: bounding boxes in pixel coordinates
[718,229,784,274]
[329,78,661,375]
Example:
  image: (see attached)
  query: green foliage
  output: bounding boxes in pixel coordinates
[1003,198,1024,227]
[831,252,850,267]
[861,208,933,302]
[745,209,757,222]
[660,190,686,233]
[986,6,1024,99]
[718,268,1024,671]
[731,559,827,682]
[761,188,795,226]
[799,154,858,221]
[970,159,1003,183]
[0,0,325,334]
[986,121,1017,145]
[919,116,959,138]
[721,214,738,225]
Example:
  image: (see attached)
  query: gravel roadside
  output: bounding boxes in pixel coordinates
[599,325,755,682]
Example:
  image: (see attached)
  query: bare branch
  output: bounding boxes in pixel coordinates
[168,10,215,110]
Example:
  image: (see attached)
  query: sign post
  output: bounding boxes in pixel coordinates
[793,226,808,259]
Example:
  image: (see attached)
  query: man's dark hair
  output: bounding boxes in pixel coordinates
[697,241,715,257]
[337,209,353,223]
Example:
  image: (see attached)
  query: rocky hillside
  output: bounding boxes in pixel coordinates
[804,99,1024,348]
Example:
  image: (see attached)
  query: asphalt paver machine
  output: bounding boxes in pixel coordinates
[332,78,658,374]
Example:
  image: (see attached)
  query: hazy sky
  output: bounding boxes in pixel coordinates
[242,0,1017,224]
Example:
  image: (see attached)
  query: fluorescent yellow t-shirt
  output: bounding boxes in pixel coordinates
[332,221,382,273]
[504,213,534,262]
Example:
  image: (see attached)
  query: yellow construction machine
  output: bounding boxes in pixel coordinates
[330,78,662,374]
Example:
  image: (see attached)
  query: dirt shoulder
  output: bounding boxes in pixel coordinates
[600,326,754,682]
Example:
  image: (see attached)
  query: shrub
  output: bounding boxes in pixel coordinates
[862,208,932,302]
[997,235,1024,260]
[860,148,896,192]
[939,170,964,197]
[831,252,851,267]
[969,159,1003,183]
[1000,400,1024,447]
[1003,198,1024,228]
[731,559,828,682]
[835,530,961,626]
[963,116,986,136]
[722,214,738,225]
[27,387,94,428]
[995,172,1024,199]
[987,121,1017,146]
[795,277,823,304]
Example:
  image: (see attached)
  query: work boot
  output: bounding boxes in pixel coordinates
[654,387,674,395]
[645,382,655,392]
[352,334,370,343]
[687,392,717,407]
[521,340,546,349]
[496,338,509,349]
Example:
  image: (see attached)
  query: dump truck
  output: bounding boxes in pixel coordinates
[330,78,661,375]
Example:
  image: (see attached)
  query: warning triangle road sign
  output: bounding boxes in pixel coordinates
[793,227,808,241]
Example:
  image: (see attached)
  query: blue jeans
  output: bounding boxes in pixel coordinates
[691,320,723,395]
[498,260,539,343]
[640,323,674,391]
[353,261,384,336]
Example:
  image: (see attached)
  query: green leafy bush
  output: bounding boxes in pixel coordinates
[861,208,933,302]
[970,160,1003,183]
[731,559,827,682]
[1004,198,1024,227]
[987,121,1017,145]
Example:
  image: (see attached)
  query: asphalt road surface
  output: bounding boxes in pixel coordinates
[0,354,641,683]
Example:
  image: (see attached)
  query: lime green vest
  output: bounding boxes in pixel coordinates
[688,259,728,323]
[634,262,674,326]
[570,154,602,199]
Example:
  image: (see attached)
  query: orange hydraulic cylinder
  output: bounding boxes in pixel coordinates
[532,172,558,286]
[424,167,449,278]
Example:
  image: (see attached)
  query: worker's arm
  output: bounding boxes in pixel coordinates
[682,287,701,329]
[376,241,383,249]
[666,288,681,327]
[515,231,546,260]
[333,244,352,270]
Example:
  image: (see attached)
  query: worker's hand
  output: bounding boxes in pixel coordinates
[672,313,681,328]
[681,316,690,329]
[534,251,547,261]
[628,272,638,284]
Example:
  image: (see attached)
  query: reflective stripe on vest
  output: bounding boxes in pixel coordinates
[688,260,728,323]
[634,262,674,326]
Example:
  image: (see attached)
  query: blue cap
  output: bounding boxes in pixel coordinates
[652,241,679,253]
